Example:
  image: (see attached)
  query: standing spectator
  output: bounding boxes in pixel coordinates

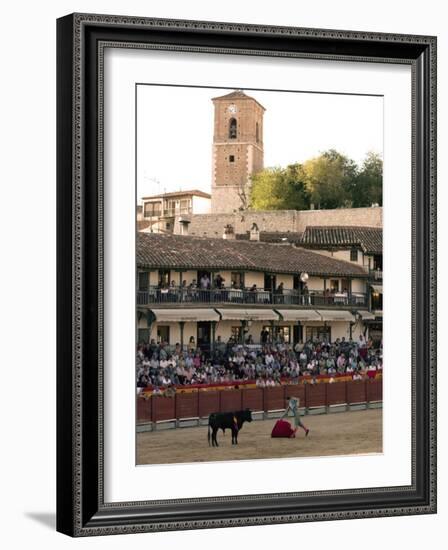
[260,328,269,344]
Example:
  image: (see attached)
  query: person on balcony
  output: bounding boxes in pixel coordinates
[247,283,257,304]
[215,273,225,289]
[302,283,310,305]
[180,280,187,302]
[188,279,198,302]
[275,282,284,304]
[200,274,210,289]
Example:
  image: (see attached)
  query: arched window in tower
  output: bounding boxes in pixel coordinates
[256,122,259,143]
[229,118,237,139]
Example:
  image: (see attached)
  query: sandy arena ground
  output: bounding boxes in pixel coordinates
[137,408,382,465]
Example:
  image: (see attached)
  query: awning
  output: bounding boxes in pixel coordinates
[371,284,383,294]
[275,309,321,322]
[357,310,376,320]
[216,308,279,321]
[150,308,220,322]
[316,310,356,322]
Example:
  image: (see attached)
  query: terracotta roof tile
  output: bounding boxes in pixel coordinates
[300,226,382,255]
[137,233,369,277]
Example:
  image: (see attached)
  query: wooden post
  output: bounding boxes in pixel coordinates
[179,321,185,351]
[211,321,216,353]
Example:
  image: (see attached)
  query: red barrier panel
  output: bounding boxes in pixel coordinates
[327,382,347,406]
[366,379,383,402]
[152,396,176,421]
[137,397,152,423]
[347,381,367,404]
[198,391,220,417]
[264,386,286,411]
[175,392,199,419]
[142,380,383,424]
[305,384,327,408]
[220,389,243,413]
[242,388,264,411]
[284,384,305,404]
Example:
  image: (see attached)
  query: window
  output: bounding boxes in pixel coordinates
[373,254,383,270]
[341,278,350,293]
[165,200,177,216]
[158,269,170,288]
[138,271,149,291]
[229,155,235,162]
[256,122,259,142]
[157,326,170,344]
[231,326,242,342]
[231,272,244,288]
[264,273,276,291]
[350,248,358,262]
[179,198,191,214]
[229,118,237,139]
[371,291,383,311]
[306,326,331,342]
[143,201,162,218]
[329,279,339,292]
[263,325,291,344]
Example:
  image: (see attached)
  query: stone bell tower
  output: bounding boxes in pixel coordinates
[211,90,265,213]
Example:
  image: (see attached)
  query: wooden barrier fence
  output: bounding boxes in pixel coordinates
[137,379,382,425]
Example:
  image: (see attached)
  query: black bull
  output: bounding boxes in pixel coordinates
[208,409,253,447]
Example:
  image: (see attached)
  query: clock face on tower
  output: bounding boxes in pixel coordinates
[227,104,237,114]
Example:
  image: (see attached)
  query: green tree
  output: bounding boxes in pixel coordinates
[351,151,383,207]
[302,149,357,209]
[250,164,309,211]
[249,149,382,211]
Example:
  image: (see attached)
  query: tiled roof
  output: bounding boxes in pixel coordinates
[141,189,211,200]
[137,233,369,277]
[237,227,382,254]
[300,226,382,255]
[212,90,249,100]
[211,90,266,110]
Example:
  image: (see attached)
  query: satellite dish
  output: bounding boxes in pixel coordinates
[300,272,309,283]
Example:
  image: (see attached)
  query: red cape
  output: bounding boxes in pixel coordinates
[271,419,296,438]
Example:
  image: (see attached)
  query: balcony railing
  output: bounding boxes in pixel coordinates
[369,268,383,281]
[144,207,192,219]
[162,207,192,217]
[137,286,368,308]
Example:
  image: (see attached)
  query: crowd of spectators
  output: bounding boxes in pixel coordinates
[136,334,383,392]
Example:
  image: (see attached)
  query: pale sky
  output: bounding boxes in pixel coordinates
[136,85,383,202]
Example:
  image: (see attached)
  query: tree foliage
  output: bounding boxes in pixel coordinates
[249,150,382,211]
[250,164,309,211]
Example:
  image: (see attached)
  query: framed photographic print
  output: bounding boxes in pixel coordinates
[56,13,437,536]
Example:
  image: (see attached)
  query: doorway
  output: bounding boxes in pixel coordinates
[264,273,277,292]
[157,325,170,344]
[197,322,211,351]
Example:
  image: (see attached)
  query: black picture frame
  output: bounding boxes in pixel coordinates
[57,13,437,536]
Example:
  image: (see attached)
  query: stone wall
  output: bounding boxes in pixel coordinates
[178,206,382,238]
[295,207,382,232]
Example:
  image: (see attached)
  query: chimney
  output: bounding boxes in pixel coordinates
[223,224,235,240]
[249,222,260,241]
[179,217,190,236]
